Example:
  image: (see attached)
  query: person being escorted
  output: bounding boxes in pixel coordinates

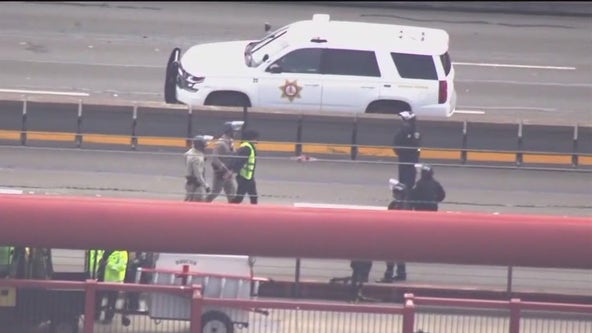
[206,121,244,203]
[379,179,412,283]
[392,111,421,190]
[184,135,212,202]
[229,129,260,205]
[410,164,446,212]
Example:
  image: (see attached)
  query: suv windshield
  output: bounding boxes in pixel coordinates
[245,26,289,67]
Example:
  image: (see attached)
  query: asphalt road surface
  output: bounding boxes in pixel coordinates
[0,2,590,125]
[1,146,590,299]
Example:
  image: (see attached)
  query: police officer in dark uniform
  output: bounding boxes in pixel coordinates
[410,164,446,212]
[348,259,372,302]
[393,111,421,190]
[379,179,412,282]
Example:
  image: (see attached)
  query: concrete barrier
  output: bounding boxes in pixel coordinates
[308,1,592,17]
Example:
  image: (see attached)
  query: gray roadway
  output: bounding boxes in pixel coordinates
[1,146,590,298]
[0,1,591,127]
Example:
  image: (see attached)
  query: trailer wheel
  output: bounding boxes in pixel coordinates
[50,317,79,333]
[202,311,233,333]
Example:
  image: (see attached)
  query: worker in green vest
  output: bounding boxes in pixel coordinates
[88,249,104,280]
[0,246,13,278]
[89,249,108,321]
[100,250,128,324]
[230,129,260,204]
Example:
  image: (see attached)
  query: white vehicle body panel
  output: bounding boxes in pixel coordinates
[147,253,252,323]
[170,14,457,118]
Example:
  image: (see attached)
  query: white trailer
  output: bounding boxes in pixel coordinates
[136,253,265,333]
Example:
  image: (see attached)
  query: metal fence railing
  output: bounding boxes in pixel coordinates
[1,277,591,333]
[0,97,590,168]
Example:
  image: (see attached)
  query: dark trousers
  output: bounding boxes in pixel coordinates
[398,162,417,190]
[230,176,258,204]
[385,261,406,277]
[95,290,118,321]
[350,260,372,299]
[104,290,118,320]
[95,290,106,320]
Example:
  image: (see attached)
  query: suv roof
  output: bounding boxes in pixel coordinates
[283,14,450,56]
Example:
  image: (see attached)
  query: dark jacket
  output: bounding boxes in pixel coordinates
[393,121,421,162]
[388,198,412,211]
[409,177,446,211]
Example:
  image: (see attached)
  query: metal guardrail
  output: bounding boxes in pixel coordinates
[1,98,590,168]
[310,1,592,17]
[1,278,591,333]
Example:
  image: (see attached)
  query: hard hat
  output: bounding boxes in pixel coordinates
[399,111,416,121]
[223,121,245,134]
[388,178,406,192]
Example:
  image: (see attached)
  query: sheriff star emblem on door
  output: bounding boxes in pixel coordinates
[279,80,303,102]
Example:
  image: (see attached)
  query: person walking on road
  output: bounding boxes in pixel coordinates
[229,130,260,205]
[184,135,211,202]
[410,164,446,212]
[393,111,421,190]
[379,179,412,282]
[206,121,243,203]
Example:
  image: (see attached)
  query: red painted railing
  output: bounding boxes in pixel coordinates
[0,194,591,269]
[1,278,591,333]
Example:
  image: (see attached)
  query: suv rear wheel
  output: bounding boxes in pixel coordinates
[205,91,251,107]
[365,100,411,115]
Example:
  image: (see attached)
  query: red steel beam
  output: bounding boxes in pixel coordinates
[0,194,590,269]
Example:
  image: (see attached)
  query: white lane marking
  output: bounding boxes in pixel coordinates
[0,188,24,195]
[453,62,575,71]
[294,202,386,210]
[454,110,486,115]
[0,89,90,97]
[0,58,162,69]
[457,79,591,88]
[460,106,556,112]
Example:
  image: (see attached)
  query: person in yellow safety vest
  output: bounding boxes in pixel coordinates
[229,129,260,204]
[88,249,104,280]
[92,250,128,324]
[0,246,13,278]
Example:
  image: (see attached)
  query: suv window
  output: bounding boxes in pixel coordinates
[391,53,438,80]
[322,49,381,77]
[440,52,452,76]
[269,48,322,74]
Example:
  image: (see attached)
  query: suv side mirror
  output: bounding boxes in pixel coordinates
[267,64,282,74]
[264,22,271,33]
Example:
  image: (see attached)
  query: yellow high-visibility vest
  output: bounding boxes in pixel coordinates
[88,249,104,278]
[103,251,128,283]
[239,142,256,180]
[0,246,12,266]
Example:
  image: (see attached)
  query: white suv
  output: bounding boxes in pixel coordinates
[165,14,457,118]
